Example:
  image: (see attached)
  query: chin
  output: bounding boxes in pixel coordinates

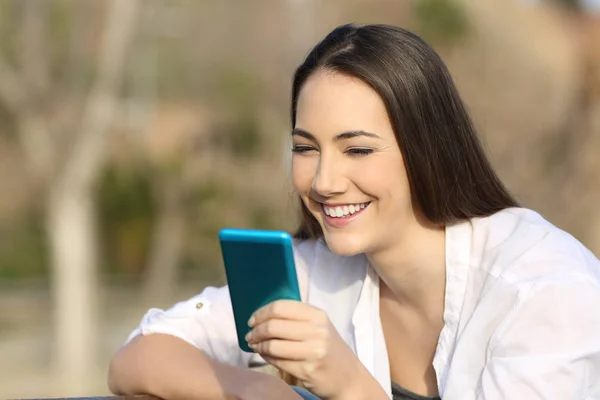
[322,231,367,257]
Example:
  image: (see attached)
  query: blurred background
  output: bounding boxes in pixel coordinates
[0,0,598,397]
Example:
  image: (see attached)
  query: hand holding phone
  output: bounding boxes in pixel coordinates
[218,228,301,352]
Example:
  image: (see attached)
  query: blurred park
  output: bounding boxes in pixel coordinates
[0,0,599,397]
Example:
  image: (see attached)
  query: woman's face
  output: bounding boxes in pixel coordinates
[292,70,416,256]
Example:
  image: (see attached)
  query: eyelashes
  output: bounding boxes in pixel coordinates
[346,148,373,156]
[291,145,314,153]
[291,145,373,156]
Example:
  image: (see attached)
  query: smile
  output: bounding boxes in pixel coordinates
[322,202,371,218]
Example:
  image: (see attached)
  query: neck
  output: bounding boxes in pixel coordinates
[366,216,446,322]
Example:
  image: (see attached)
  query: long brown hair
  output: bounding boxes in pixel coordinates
[291,23,518,240]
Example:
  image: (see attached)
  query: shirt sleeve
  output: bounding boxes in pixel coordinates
[478,279,600,399]
[125,285,254,368]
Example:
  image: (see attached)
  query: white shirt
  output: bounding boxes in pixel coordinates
[127,208,600,399]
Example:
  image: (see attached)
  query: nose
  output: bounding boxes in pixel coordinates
[311,154,347,197]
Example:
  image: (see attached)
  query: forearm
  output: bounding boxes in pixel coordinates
[108,333,300,400]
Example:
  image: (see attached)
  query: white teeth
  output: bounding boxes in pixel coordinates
[323,202,370,218]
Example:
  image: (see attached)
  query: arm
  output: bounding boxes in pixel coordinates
[108,333,301,400]
[108,240,318,400]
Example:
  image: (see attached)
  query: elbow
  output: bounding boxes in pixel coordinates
[107,342,147,395]
[107,353,125,395]
[107,335,153,395]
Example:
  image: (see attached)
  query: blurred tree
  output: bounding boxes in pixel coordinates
[552,0,582,10]
[0,0,140,393]
[143,143,234,302]
[0,213,47,283]
[412,0,469,44]
[142,152,192,303]
[98,165,155,279]
[209,66,264,158]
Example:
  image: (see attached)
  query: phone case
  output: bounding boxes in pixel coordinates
[218,228,301,352]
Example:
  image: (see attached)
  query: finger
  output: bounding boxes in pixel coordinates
[250,300,326,327]
[248,319,328,344]
[251,339,324,361]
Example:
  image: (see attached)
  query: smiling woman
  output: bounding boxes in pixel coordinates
[108,24,600,400]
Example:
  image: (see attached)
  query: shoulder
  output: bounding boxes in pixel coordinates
[455,210,600,365]
[469,207,600,285]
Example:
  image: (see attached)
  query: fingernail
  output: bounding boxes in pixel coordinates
[248,316,255,327]
[245,331,252,343]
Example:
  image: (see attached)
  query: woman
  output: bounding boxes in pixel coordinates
[108,24,600,400]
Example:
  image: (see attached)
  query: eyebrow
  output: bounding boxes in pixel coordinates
[292,128,382,141]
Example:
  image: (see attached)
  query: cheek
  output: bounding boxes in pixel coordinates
[353,157,403,189]
[291,156,317,193]
[353,156,411,205]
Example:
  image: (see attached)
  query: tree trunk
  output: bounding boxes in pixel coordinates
[47,184,99,395]
[46,1,141,393]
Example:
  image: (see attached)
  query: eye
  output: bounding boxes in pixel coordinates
[346,148,373,156]
[291,145,317,153]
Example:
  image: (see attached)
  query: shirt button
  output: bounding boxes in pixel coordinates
[196,302,204,309]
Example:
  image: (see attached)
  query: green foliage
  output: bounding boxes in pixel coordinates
[212,66,258,110]
[209,66,264,158]
[0,214,48,282]
[98,165,155,222]
[180,244,225,284]
[250,205,280,231]
[0,101,17,139]
[551,0,582,10]
[228,114,262,158]
[192,180,232,238]
[179,179,233,283]
[413,0,469,44]
[47,0,74,72]
[195,179,229,204]
[96,164,155,278]
[0,1,20,67]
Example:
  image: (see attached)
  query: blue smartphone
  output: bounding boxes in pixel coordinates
[218,228,301,352]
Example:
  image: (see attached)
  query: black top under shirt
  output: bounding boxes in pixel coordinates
[391,381,441,400]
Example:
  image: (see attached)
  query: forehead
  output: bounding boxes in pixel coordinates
[295,70,393,138]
